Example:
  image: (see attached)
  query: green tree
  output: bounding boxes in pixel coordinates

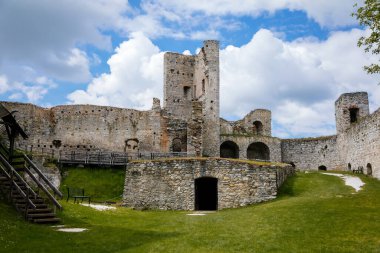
[353,0,380,74]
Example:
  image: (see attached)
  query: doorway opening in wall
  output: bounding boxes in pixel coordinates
[220,141,239,158]
[194,177,218,211]
[349,108,359,123]
[367,163,373,176]
[290,162,296,169]
[348,163,352,171]
[252,121,263,135]
[172,138,183,152]
[318,165,327,171]
[247,142,270,160]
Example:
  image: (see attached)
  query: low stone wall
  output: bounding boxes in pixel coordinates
[123,158,294,210]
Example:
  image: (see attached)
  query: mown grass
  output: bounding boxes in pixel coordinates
[0,172,379,253]
[60,166,126,202]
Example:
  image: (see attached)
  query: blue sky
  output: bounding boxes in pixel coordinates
[0,0,378,138]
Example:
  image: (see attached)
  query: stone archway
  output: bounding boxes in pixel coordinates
[220,141,239,158]
[247,142,270,160]
[194,177,218,210]
[367,163,373,176]
[348,163,352,171]
[318,165,327,171]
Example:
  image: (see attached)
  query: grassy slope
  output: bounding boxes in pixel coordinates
[0,172,379,253]
[60,167,126,202]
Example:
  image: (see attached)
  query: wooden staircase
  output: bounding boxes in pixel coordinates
[0,149,63,224]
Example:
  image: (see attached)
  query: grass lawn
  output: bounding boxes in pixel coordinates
[0,171,379,253]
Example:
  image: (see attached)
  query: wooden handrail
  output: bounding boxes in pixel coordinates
[0,153,37,199]
[23,154,63,199]
[0,163,36,209]
[23,166,62,210]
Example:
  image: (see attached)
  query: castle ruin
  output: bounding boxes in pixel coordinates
[1,40,379,181]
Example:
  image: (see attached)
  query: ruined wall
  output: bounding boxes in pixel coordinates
[123,158,294,210]
[2,101,166,155]
[337,108,380,179]
[195,41,220,157]
[335,92,369,134]
[281,136,341,171]
[163,53,195,121]
[220,135,282,162]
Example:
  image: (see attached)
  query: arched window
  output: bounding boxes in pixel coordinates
[252,121,263,135]
[247,142,270,160]
[220,141,239,158]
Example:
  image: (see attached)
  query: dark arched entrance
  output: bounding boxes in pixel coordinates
[318,165,327,171]
[247,142,270,160]
[348,163,352,171]
[194,177,218,211]
[220,141,239,158]
[367,163,373,176]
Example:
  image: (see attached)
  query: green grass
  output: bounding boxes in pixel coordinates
[0,172,379,253]
[60,166,126,202]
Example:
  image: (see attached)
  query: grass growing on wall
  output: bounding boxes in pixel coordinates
[0,172,379,252]
[60,166,126,202]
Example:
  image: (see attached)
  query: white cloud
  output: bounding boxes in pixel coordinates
[0,75,57,103]
[67,32,164,109]
[148,0,361,27]
[219,28,379,137]
[0,0,130,84]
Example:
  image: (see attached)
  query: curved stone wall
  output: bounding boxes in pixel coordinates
[123,158,294,210]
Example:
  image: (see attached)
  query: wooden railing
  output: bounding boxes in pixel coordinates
[58,150,189,165]
[23,154,63,210]
[0,154,37,216]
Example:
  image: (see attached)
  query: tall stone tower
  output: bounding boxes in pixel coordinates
[335,92,369,134]
[163,40,220,157]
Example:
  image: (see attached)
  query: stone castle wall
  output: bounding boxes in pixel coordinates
[337,107,380,178]
[123,158,294,210]
[2,101,166,155]
[281,136,341,170]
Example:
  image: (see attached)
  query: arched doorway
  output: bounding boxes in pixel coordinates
[367,163,372,176]
[318,165,327,171]
[247,142,270,160]
[194,177,218,211]
[220,141,239,158]
[252,121,263,135]
[348,163,351,171]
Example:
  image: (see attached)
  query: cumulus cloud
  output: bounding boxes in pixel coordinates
[0,0,130,85]
[219,28,379,137]
[0,75,57,103]
[148,0,361,28]
[67,32,164,109]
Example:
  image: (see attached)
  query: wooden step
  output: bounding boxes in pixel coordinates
[16,203,48,209]
[14,198,45,204]
[28,212,56,218]
[31,217,61,224]
[23,208,53,214]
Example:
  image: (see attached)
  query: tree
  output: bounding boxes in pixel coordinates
[353,0,380,74]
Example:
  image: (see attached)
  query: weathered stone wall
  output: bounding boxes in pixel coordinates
[337,107,380,179]
[220,135,282,162]
[123,158,294,210]
[2,101,166,155]
[220,110,271,137]
[281,136,341,171]
[335,92,369,134]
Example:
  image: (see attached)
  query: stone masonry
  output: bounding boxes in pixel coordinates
[123,158,294,210]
